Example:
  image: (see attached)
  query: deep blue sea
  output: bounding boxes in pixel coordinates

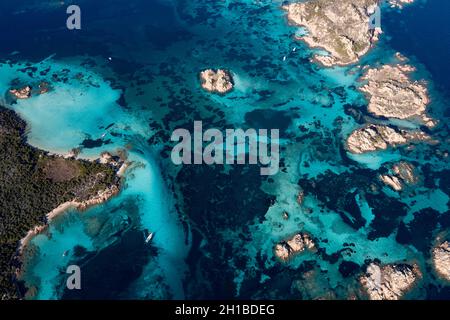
[384,0,450,96]
[0,0,449,299]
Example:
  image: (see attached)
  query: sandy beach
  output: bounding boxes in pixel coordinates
[18,170,123,254]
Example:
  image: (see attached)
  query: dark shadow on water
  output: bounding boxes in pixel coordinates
[61,228,156,300]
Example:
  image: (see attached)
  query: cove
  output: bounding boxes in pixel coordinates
[1,58,190,299]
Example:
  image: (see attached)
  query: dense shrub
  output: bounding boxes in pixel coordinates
[0,106,117,299]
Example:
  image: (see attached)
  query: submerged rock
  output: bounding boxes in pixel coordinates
[432,241,450,281]
[293,268,337,300]
[200,69,234,94]
[274,233,315,262]
[38,81,50,94]
[346,124,433,154]
[359,64,435,127]
[296,190,304,205]
[360,263,421,300]
[9,86,32,99]
[283,0,380,67]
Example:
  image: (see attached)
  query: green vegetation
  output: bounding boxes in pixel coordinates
[0,106,118,299]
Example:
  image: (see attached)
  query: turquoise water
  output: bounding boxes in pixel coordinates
[0,59,148,155]
[0,0,448,299]
[25,213,94,299]
[1,58,190,299]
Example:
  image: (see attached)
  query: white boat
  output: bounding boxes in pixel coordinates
[145,232,154,243]
[283,56,287,61]
[293,47,296,52]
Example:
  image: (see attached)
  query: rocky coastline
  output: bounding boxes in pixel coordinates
[379,161,418,191]
[282,2,437,157]
[0,105,125,299]
[18,184,121,254]
[359,64,435,127]
[283,0,380,67]
[18,154,126,254]
[388,0,414,9]
[360,262,421,300]
[432,240,450,282]
[283,0,415,67]
[274,232,315,262]
[346,124,433,154]
[9,82,51,100]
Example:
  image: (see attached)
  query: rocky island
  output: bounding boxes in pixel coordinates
[274,232,315,262]
[0,106,123,299]
[380,161,418,191]
[200,69,234,94]
[432,240,450,282]
[9,86,32,100]
[283,0,380,67]
[346,124,433,154]
[360,262,421,300]
[359,64,435,127]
